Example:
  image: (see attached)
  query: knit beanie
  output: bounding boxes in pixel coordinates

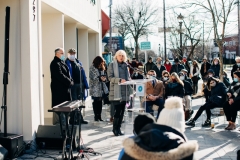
[134,113,156,135]
[157,97,185,133]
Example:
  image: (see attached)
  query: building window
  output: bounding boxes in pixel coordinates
[233,41,236,46]
[229,41,233,46]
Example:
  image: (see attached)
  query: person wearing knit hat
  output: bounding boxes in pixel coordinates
[120,97,198,160]
[157,97,185,133]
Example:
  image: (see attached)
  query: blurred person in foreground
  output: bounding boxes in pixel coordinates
[120,97,198,160]
[108,50,132,136]
[118,113,156,160]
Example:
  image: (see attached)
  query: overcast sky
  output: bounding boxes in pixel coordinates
[101,0,238,55]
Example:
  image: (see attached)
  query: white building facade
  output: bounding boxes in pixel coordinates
[0,0,102,140]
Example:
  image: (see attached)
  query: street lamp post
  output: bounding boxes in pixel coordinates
[159,44,161,57]
[163,0,167,60]
[177,13,184,59]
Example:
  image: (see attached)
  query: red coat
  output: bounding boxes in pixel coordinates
[164,63,172,72]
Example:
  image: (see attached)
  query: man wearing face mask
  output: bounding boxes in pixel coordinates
[50,47,73,125]
[231,57,240,80]
[153,57,166,79]
[181,69,193,86]
[65,48,89,124]
[170,58,185,74]
[200,56,211,81]
[143,70,164,118]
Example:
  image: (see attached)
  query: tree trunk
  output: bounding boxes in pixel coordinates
[219,44,224,81]
[134,38,139,60]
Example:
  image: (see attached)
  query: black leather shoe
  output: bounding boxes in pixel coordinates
[185,118,195,127]
[202,119,211,127]
[81,120,88,124]
[117,128,124,136]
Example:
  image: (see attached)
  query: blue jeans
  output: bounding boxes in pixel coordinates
[143,98,164,118]
[71,84,81,100]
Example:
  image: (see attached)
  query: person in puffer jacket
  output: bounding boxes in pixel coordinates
[119,97,198,160]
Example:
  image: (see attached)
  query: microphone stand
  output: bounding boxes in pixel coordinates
[74,59,84,151]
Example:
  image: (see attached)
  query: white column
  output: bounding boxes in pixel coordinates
[42,13,64,120]
[20,0,42,140]
[64,23,77,52]
[77,29,89,75]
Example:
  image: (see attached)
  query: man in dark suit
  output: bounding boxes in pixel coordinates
[50,47,73,125]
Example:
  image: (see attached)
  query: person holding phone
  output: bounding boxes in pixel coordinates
[89,56,109,121]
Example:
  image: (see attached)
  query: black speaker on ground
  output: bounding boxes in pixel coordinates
[0,133,24,159]
[0,145,8,160]
[36,125,79,150]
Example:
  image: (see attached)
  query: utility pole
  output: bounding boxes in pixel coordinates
[203,22,205,58]
[238,0,240,57]
[109,0,112,53]
[163,0,167,60]
[179,21,183,58]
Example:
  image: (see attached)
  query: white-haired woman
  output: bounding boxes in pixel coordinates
[165,72,184,98]
[210,57,220,78]
[108,50,131,136]
[231,56,240,80]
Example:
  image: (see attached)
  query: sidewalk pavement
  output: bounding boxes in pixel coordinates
[18,79,240,160]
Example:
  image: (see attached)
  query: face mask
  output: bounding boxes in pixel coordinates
[166,62,169,64]
[68,55,75,61]
[210,82,216,87]
[237,63,240,66]
[214,62,218,65]
[60,55,65,61]
[233,78,239,82]
[208,74,213,77]
[183,59,187,63]
[180,76,185,80]
[135,72,138,76]
[150,76,156,80]
[163,77,168,81]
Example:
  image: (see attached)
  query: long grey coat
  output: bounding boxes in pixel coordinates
[89,65,108,98]
[107,61,131,101]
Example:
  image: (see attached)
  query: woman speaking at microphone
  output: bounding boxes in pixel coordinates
[108,50,131,136]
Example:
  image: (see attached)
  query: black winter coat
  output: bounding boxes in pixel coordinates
[121,124,198,160]
[144,62,156,74]
[208,82,227,106]
[152,65,166,79]
[231,64,240,79]
[200,62,211,77]
[165,82,184,98]
[50,56,72,107]
[183,80,193,95]
[210,64,220,77]
[170,64,185,74]
[227,82,240,103]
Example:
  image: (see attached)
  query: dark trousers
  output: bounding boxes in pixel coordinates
[193,101,219,121]
[223,101,240,122]
[193,83,198,95]
[92,99,103,117]
[143,98,164,118]
[114,102,126,118]
[71,83,84,121]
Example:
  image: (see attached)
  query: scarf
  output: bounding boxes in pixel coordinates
[230,82,240,98]
[113,60,122,100]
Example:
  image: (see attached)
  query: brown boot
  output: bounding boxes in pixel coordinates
[225,122,232,130]
[110,117,114,122]
[226,123,236,130]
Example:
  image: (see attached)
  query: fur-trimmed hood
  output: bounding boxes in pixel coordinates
[121,124,198,160]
